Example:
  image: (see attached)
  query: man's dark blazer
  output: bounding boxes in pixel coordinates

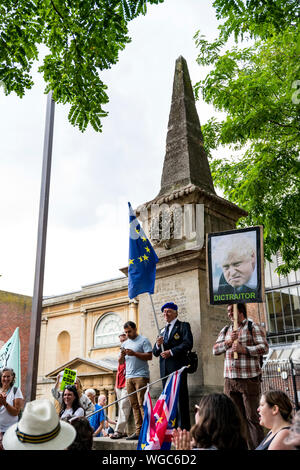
[152,319,193,430]
[153,319,193,377]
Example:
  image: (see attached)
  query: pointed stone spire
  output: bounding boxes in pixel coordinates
[158,56,216,196]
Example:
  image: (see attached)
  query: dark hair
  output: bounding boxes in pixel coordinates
[67,417,94,450]
[191,393,248,450]
[263,390,293,422]
[60,385,82,417]
[228,303,247,318]
[0,368,16,387]
[123,321,136,329]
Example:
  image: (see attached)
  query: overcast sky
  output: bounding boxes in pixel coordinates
[0,0,227,298]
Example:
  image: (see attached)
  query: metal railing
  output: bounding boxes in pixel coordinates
[261,358,300,411]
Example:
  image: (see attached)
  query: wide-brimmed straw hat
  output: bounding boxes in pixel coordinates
[3,399,76,450]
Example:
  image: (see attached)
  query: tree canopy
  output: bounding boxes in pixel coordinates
[212,0,299,39]
[0,0,164,132]
[195,1,300,274]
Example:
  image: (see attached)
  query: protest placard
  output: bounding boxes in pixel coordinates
[59,368,77,391]
[206,226,265,306]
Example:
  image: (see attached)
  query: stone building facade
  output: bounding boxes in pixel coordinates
[37,278,137,419]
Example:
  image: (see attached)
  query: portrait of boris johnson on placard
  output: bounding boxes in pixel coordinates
[207,226,264,305]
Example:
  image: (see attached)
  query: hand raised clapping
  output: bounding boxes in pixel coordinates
[172,427,192,450]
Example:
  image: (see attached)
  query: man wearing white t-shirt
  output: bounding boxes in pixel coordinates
[119,321,152,441]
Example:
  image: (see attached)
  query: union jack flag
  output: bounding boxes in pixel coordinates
[137,366,186,450]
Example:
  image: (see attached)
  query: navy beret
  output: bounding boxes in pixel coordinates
[161,302,178,312]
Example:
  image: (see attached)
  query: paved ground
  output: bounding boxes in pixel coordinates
[93,436,138,450]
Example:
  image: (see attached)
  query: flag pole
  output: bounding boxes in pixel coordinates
[149,293,164,352]
[26,91,55,402]
[233,303,238,359]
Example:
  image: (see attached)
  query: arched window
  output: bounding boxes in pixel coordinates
[94,313,123,348]
[56,331,70,365]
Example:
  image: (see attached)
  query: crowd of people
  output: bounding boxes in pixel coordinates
[172,392,300,451]
[0,301,300,451]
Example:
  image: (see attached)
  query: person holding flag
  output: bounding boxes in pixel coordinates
[153,302,193,431]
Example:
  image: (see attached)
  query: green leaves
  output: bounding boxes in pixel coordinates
[212,0,300,40]
[0,0,164,130]
[196,8,300,274]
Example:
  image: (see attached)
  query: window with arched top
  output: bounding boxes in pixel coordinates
[56,331,70,365]
[94,313,123,348]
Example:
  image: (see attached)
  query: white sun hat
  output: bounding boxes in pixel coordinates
[3,398,76,450]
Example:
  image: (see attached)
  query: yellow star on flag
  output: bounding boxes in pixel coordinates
[142,236,147,242]
[129,259,134,265]
[171,418,176,427]
[141,443,146,449]
[138,256,143,262]
[156,416,163,424]
[145,246,150,253]
[143,254,149,261]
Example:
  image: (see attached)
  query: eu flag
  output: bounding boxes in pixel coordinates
[128,202,159,299]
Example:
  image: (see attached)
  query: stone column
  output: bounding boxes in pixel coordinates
[80,308,87,357]
[107,387,116,420]
[38,316,48,378]
[128,299,138,323]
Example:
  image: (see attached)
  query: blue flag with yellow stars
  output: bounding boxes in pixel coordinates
[128,202,159,299]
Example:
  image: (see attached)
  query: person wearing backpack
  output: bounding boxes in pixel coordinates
[213,303,269,449]
[0,367,24,450]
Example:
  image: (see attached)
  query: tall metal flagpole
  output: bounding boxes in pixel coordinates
[149,293,164,352]
[25,91,55,402]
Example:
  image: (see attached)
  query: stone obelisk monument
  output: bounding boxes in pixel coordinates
[122,57,247,414]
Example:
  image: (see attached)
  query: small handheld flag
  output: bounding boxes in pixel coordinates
[128,202,159,299]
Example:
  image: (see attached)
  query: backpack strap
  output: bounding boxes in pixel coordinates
[247,320,253,334]
[223,325,230,335]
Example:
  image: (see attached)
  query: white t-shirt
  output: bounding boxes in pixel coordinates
[60,406,84,422]
[123,335,152,378]
[0,387,23,432]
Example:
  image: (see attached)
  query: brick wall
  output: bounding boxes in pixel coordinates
[245,302,267,329]
[0,290,32,398]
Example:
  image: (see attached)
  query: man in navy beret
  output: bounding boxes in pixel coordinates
[152,302,193,430]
